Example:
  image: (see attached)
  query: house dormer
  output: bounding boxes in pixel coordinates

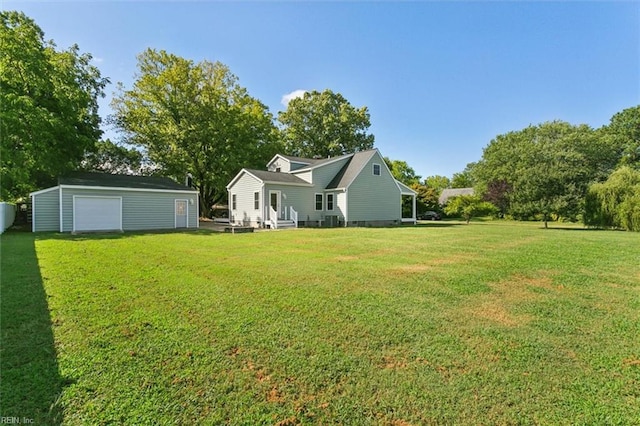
[267,154,315,173]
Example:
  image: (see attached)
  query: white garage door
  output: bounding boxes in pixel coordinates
[74,196,122,232]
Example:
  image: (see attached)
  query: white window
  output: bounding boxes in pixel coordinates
[326,194,334,211]
[254,192,259,210]
[315,193,323,211]
[373,163,381,176]
[232,194,237,210]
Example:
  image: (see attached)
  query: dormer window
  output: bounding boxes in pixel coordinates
[373,163,381,176]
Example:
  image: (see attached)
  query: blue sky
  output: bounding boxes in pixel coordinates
[7,1,639,179]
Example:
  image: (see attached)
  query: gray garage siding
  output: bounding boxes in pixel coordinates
[32,188,60,232]
[60,188,198,232]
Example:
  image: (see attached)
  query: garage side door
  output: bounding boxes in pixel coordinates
[74,196,122,232]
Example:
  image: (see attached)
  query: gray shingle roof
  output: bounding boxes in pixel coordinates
[279,155,320,165]
[439,187,475,204]
[325,150,377,189]
[59,172,192,191]
[245,169,311,185]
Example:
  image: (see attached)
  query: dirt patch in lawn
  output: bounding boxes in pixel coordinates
[391,254,478,275]
[459,272,561,327]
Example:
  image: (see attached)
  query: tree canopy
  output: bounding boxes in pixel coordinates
[451,164,475,188]
[277,89,375,158]
[604,105,640,168]
[111,49,281,215]
[384,158,421,186]
[584,166,640,231]
[443,195,497,224]
[82,139,143,175]
[473,120,625,227]
[1,11,108,201]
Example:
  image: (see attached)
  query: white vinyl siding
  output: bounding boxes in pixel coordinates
[228,172,263,226]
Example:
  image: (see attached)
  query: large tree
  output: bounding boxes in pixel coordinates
[111,49,280,216]
[584,166,640,231]
[424,175,451,193]
[444,194,497,224]
[473,120,617,226]
[603,105,640,168]
[451,163,476,188]
[0,11,108,200]
[384,157,421,186]
[278,89,374,158]
[82,139,143,174]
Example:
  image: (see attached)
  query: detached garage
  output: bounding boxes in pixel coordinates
[30,173,199,233]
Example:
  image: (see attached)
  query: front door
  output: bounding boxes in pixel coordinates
[175,199,188,228]
[269,191,281,220]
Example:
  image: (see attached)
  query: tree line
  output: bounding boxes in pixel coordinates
[3,11,638,230]
[1,12,374,216]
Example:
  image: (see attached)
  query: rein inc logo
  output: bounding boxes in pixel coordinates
[0,418,33,424]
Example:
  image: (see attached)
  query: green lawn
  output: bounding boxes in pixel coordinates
[2,222,639,424]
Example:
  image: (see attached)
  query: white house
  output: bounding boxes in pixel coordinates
[226,149,416,228]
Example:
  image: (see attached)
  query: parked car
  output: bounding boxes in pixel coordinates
[418,211,441,220]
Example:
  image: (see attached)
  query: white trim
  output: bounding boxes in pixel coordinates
[396,179,417,195]
[227,169,312,190]
[227,168,258,189]
[174,199,188,228]
[263,180,312,187]
[266,154,313,170]
[72,195,123,232]
[372,163,382,176]
[268,190,281,221]
[231,194,237,210]
[344,188,349,225]
[262,184,266,227]
[29,185,60,197]
[60,184,197,194]
[31,194,35,232]
[195,195,199,228]
[326,193,335,211]
[314,193,324,211]
[59,186,63,232]
[254,191,260,211]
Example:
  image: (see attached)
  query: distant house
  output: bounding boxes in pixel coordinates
[226,149,416,228]
[439,188,475,205]
[30,173,199,233]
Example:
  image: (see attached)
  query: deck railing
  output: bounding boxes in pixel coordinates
[290,206,298,228]
[269,206,278,229]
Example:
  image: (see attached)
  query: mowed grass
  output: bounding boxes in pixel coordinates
[2,222,640,424]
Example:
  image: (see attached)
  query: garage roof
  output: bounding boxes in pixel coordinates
[59,172,192,191]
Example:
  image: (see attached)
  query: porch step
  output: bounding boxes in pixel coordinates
[276,220,296,229]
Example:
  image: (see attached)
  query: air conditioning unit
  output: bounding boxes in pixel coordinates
[324,215,338,227]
